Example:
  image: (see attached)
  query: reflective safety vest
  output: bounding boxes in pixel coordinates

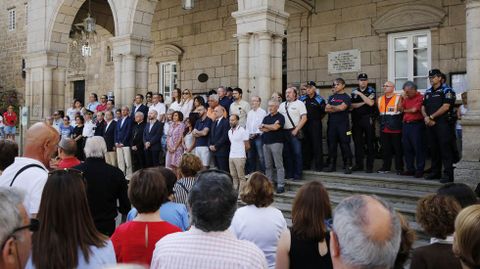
[378,94,402,131]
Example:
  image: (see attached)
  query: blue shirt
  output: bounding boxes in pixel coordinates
[127,201,190,231]
[194,116,213,147]
[59,125,74,138]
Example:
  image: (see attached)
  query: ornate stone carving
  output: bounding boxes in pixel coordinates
[373,4,446,34]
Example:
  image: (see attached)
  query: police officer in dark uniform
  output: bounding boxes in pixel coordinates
[324,78,353,174]
[301,81,326,171]
[350,73,376,173]
[422,69,456,183]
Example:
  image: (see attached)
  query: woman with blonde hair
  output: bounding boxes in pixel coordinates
[453,205,480,269]
[179,89,194,119]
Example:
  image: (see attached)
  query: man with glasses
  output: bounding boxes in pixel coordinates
[422,69,457,183]
[0,187,36,269]
[350,73,376,173]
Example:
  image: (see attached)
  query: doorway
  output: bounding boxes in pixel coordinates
[73,80,85,105]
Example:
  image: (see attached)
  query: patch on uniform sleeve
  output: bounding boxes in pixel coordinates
[368,93,375,99]
[446,92,453,99]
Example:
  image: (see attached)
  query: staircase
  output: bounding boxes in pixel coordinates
[273,170,442,244]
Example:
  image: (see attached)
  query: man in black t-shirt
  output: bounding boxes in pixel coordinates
[260,99,286,193]
[324,78,353,174]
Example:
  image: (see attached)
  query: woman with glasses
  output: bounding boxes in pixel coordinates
[179,89,194,120]
[275,181,333,269]
[111,168,181,266]
[59,116,74,139]
[27,169,116,269]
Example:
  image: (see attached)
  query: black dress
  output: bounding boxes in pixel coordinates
[289,232,333,269]
[72,125,85,160]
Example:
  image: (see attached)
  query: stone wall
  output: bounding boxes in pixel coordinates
[0,0,27,104]
[148,0,238,95]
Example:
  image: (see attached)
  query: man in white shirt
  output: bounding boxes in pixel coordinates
[279,87,308,181]
[245,96,267,174]
[228,114,250,192]
[151,170,267,269]
[150,93,166,122]
[82,110,96,148]
[230,88,251,127]
[0,122,59,217]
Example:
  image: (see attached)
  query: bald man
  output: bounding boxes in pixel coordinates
[0,122,59,216]
[330,195,401,269]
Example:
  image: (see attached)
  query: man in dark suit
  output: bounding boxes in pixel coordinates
[103,110,117,167]
[94,111,107,136]
[209,105,230,172]
[130,111,146,172]
[115,106,133,178]
[143,109,163,167]
[131,94,149,120]
[74,136,130,236]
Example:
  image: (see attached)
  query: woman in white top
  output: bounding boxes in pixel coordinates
[183,117,196,153]
[66,99,83,126]
[230,172,287,269]
[28,169,116,269]
[169,88,182,112]
[179,89,194,119]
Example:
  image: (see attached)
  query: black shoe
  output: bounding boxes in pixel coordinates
[424,167,432,174]
[414,171,424,178]
[365,168,373,173]
[439,176,453,184]
[351,165,364,171]
[323,166,336,172]
[344,167,352,174]
[401,171,415,176]
[276,186,285,194]
[425,173,441,180]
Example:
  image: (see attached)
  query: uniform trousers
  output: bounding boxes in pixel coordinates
[352,116,375,169]
[380,132,403,171]
[426,120,454,179]
[327,121,353,166]
[304,120,324,171]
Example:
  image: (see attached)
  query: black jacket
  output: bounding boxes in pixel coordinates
[131,121,146,150]
[131,104,149,120]
[74,158,130,229]
[143,120,164,151]
[103,120,117,152]
[209,117,230,157]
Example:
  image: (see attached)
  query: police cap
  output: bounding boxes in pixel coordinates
[428,69,442,77]
[357,73,368,80]
[307,81,317,87]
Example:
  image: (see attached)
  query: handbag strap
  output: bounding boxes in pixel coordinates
[10,164,46,187]
[285,102,297,129]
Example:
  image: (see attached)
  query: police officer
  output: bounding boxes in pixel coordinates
[301,81,326,171]
[422,69,456,183]
[350,73,376,173]
[324,78,353,174]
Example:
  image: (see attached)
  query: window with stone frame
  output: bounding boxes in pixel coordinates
[8,8,16,31]
[388,30,431,91]
[158,62,178,102]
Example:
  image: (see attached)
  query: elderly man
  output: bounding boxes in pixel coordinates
[57,138,81,169]
[207,94,226,120]
[151,170,267,268]
[279,87,307,181]
[144,109,163,167]
[0,188,35,269]
[0,122,59,216]
[103,110,117,166]
[209,105,230,172]
[260,99,286,193]
[330,195,401,269]
[229,87,251,127]
[130,111,146,171]
[218,86,233,114]
[94,111,106,136]
[115,106,133,178]
[74,136,130,236]
[377,81,404,174]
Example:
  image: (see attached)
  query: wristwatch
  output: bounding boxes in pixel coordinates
[429,115,434,120]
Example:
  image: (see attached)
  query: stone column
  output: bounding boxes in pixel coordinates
[238,34,250,94]
[43,67,53,118]
[454,0,480,187]
[136,56,149,94]
[53,67,66,111]
[113,55,123,105]
[122,54,136,105]
[257,32,273,106]
[272,35,284,95]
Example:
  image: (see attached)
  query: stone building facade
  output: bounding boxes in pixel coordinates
[0,0,479,185]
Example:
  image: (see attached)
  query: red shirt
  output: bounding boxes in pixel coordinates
[402,92,424,122]
[96,103,107,112]
[58,157,81,169]
[3,111,17,127]
[382,97,401,134]
[111,221,181,265]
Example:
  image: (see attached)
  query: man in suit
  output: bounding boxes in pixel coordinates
[130,111,146,172]
[115,106,133,178]
[131,94,149,120]
[94,111,106,136]
[143,109,164,167]
[209,105,230,172]
[103,110,117,167]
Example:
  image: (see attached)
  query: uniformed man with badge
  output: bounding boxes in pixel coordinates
[350,73,376,173]
[422,69,456,183]
[301,81,327,171]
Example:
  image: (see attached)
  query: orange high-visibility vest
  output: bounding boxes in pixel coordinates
[378,94,402,131]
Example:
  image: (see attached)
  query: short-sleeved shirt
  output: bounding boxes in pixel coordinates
[3,112,17,127]
[82,120,96,138]
[351,86,376,119]
[262,113,285,145]
[423,84,456,121]
[230,100,251,127]
[279,100,307,129]
[228,126,250,158]
[302,94,326,121]
[327,93,351,123]
[194,117,212,147]
[150,102,167,121]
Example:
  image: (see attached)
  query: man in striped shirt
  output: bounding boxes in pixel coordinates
[151,170,267,269]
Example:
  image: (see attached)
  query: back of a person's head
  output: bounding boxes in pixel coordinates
[188,169,237,232]
[32,170,106,269]
[129,168,168,213]
[180,153,203,177]
[0,139,18,171]
[84,136,107,159]
[416,193,461,239]
[453,205,480,269]
[240,172,274,208]
[291,181,331,241]
[0,187,25,246]
[393,213,416,269]
[157,167,177,196]
[437,183,478,208]
[58,138,77,157]
[333,195,401,269]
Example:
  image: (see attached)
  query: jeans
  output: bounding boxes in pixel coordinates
[246,135,265,174]
[283,130,303,180]
[264,143,285,187]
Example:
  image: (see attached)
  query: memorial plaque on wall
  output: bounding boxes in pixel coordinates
[328,49,361,74]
